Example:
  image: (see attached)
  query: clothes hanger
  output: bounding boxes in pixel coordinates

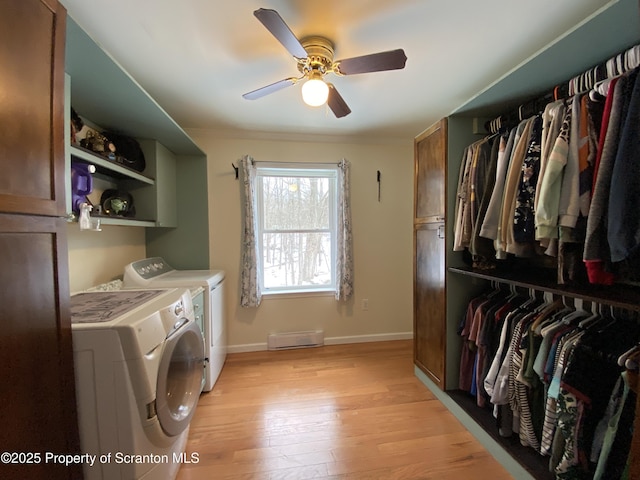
[592,77,615,97]
[629,47,638,69]
[618,53,625,74]
[558,298,590,327]
[502,284,521,302]
[535,303,571,334]
[618,344,640,367]
[606,56,618,77]
[624,348,640,371]
[531,297,564,331]
[578,300,603,329]
[618,344,640,372]
[591,305,618,334]
[518,287,541,309]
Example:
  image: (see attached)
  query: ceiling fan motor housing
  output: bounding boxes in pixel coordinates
[298,36,335,75]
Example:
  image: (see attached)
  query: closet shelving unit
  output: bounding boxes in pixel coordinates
[413,0,640,479]
[449,266,640,312]
[68,142,158,227]
[69,145,155,185]
[64,16,211,268]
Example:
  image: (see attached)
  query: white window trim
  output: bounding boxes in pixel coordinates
[256,162,339,296]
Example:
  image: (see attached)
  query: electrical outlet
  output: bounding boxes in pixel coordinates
[361,298,369,310]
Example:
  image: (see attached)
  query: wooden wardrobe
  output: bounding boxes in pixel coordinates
[0,1,82,479]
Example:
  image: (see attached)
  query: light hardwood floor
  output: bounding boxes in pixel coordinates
[177,340,513,480]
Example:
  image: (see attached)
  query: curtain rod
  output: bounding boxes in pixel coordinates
[231,159,344,179]
[250,160,342,165]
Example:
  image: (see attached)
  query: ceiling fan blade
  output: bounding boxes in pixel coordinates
[242,78,298,100]
[327,84,351,118]
[254,8,308,59]
[335,49,407,75]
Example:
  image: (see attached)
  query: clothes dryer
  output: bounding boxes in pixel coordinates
[71,288,204,480]
[123,258,226,392]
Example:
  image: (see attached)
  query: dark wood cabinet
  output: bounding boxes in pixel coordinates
[414,119,446,222]
[0,1,81,479]
[413,119,448,388]
[414,222,446,385]
[0,214,80,479]
[0,0,67,217]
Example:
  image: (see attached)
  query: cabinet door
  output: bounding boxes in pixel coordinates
[0,0,66,217]
[415,118,447,222]
[0,214,81,480]
[414,222,446,387]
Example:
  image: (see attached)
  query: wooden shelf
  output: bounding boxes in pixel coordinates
[449,266,640,312]
[69,145,154,185]
[93,215,155,228]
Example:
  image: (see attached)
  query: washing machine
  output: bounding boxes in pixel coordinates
[71,288,204,480]
[123,257,227,392]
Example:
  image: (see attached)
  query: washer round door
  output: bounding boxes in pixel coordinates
[155,320,205,437]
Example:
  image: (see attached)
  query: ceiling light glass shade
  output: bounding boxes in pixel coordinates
[301,76,329,107]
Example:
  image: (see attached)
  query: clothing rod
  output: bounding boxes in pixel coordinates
[485,42,640,134]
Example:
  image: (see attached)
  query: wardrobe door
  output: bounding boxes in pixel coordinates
[0,0,66,217]
[0,2,81,479]
[0,214,80,480]
[415,119,447,223]
[414,222,446,386]
[414,118,448,389]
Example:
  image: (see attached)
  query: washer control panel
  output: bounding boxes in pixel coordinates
[128,257,173,280]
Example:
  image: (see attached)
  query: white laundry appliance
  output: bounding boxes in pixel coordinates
[123,258,227,392]
[71,288,204,480]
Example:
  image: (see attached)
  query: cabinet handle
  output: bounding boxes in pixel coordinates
[435,216,445,221]
[437,225,445,239]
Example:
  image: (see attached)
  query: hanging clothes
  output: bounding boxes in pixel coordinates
[535,104,572,241]
[608,69,640,266]
[536,100,567,226]
[480,132,513,241]
[497,118,534,259]
[458,288,640,480]
[583,71,637,284]
[453,58,640,287]
[454,145,475,252]
[470,136,500,266]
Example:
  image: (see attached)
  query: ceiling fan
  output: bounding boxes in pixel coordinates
[242,8,408,118]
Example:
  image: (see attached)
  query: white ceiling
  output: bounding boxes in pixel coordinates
[60,0,611,140]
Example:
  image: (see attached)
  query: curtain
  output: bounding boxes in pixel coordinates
[336,159,354,301]
[239,155,353,305]
[239,155,262,307]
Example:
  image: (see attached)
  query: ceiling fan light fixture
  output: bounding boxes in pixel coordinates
[301,73,329,107]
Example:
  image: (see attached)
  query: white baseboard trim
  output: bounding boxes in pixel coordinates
[227,343,266,354]
[325,332,414,345]
[227,332,413,354]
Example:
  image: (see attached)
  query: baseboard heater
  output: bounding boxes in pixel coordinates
[267,330,324,350]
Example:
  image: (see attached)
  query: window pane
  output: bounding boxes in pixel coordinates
[262,232,332,289]
[261,176,331,230]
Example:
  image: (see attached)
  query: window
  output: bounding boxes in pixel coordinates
[256,163,338,294]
